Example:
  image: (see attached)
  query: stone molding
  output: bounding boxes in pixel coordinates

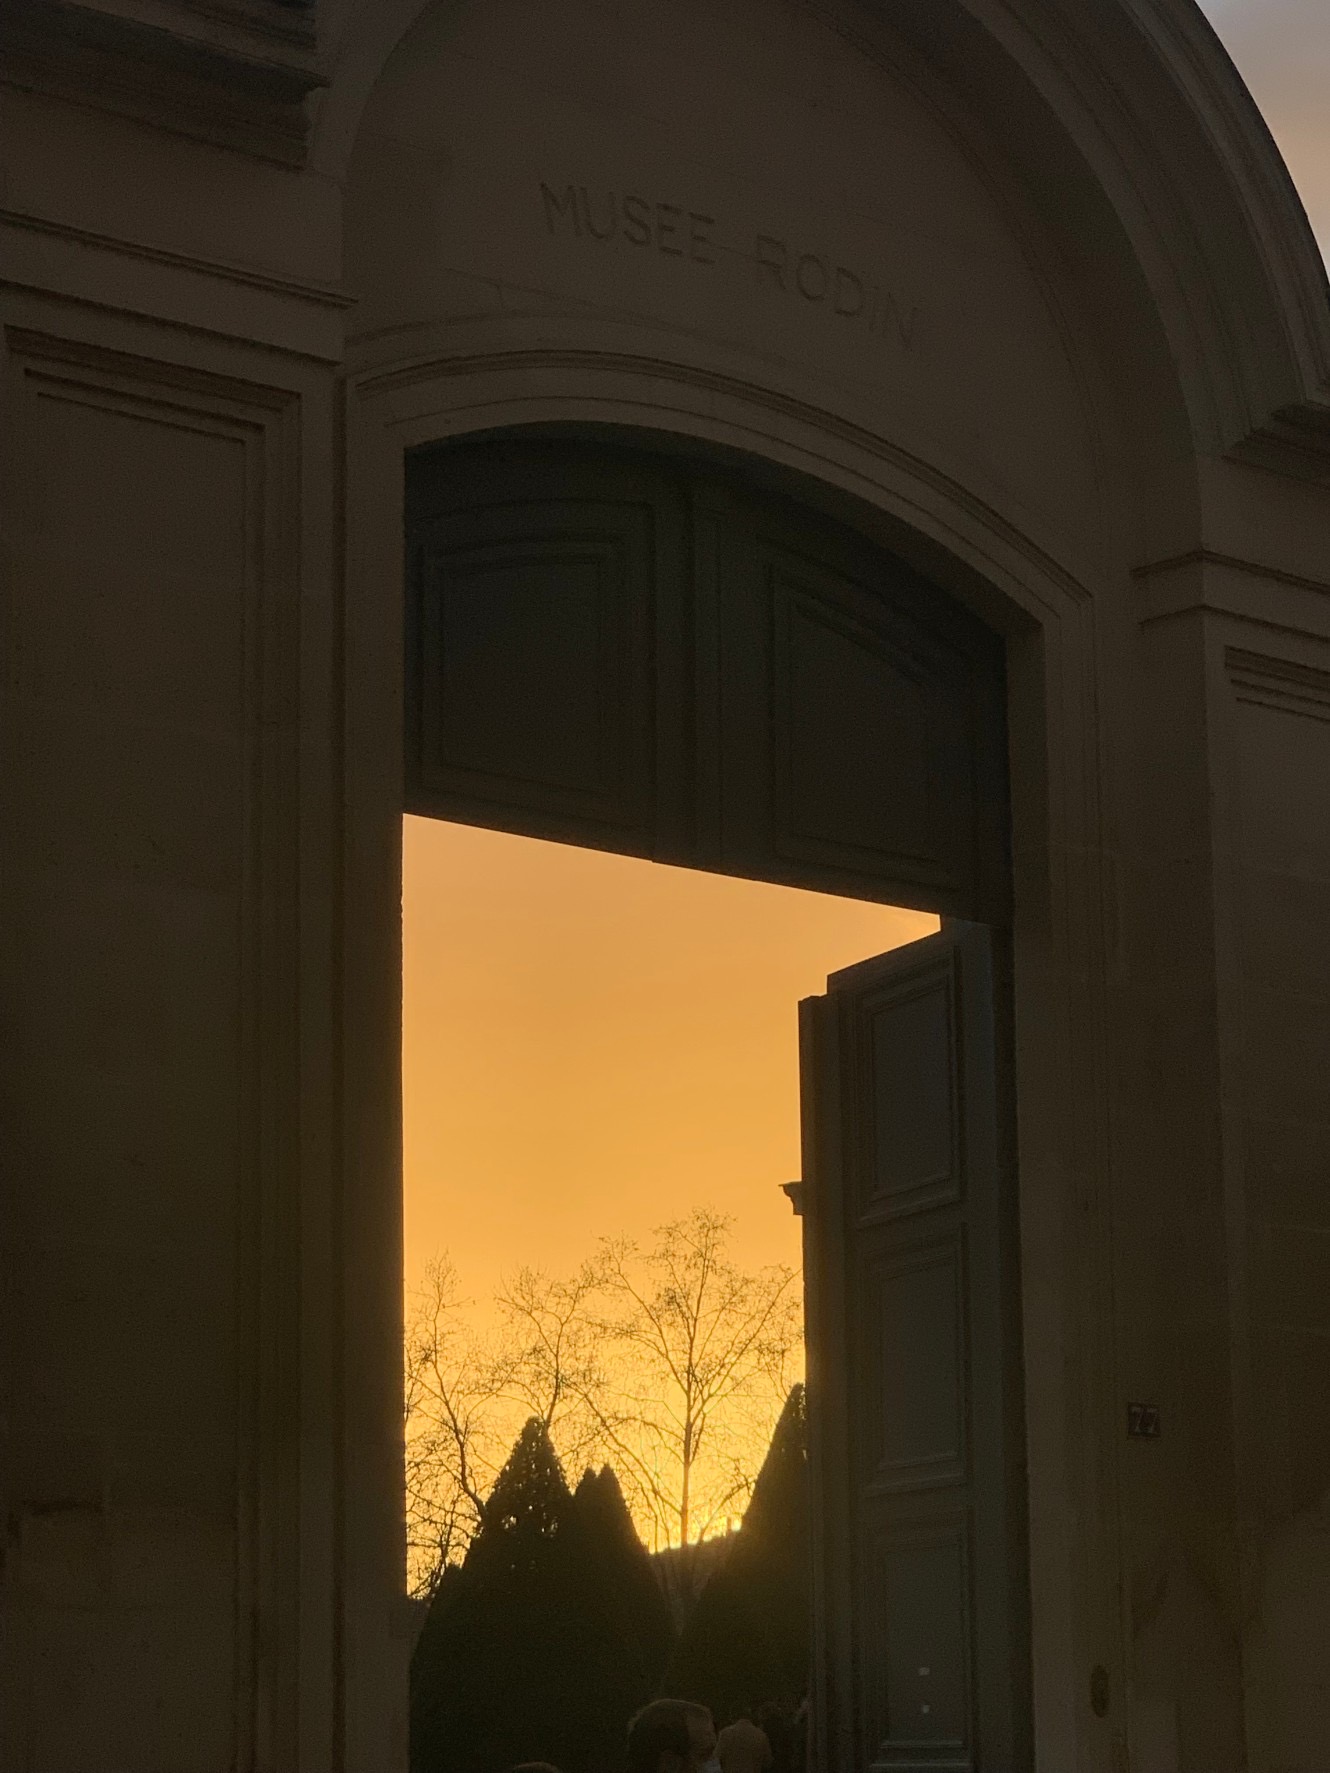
[1226,647,1330,724]
[1133,552,1330,645]
[0,0,324,166]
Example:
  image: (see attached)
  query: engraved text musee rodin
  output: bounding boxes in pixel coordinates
[540,182,917,351]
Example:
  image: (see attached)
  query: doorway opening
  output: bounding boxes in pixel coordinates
[401,433,1028,1772]
[403,819,935,1767]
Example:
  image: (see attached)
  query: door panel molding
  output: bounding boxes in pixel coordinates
[864,1234,969,1496]
[867,1516,976,1772]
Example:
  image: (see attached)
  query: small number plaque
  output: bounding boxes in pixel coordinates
[1127,1403,1161,1439]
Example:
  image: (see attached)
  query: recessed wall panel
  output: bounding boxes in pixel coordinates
[3,337,304,1773]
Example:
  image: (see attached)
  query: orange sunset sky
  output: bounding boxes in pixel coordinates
[402,818,936,1314]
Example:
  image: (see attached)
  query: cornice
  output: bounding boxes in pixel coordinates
[0,206,353,311]
[1230,401,1330,487]
[1133,548,1330,645]
[0,0,325,167]
[1133,550,1330,600]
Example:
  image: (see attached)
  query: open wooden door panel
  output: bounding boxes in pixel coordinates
[799,924,1028,1772]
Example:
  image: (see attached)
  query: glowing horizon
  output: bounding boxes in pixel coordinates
[401,817,935,1570]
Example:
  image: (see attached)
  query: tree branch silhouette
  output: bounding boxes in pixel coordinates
[405,1213,801,1594]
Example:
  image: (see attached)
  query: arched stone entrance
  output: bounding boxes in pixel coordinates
[3,1,1329,1770]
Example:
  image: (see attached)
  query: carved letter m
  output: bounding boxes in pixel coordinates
[541,183,581,236]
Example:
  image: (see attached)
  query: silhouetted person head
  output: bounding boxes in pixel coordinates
[717,1713,772,1773]
[628,1700,716,1773]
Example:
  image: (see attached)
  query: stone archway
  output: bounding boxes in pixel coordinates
[330,8,1330,1769]
[342,348,1074,1770]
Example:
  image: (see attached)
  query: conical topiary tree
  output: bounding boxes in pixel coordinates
[573,1464,675,1698]
[664,1384,810,1726]
[410,1417,599,1773]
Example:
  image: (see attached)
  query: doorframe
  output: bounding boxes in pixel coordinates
[342,328,1120,1770]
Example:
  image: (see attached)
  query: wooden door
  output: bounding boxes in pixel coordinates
[799,924,1028,1772]
[404,437,1007,922]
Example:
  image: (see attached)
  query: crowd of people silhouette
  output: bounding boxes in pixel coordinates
[504,1695,809,1773]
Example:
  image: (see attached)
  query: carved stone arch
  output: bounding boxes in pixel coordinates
[326,0,1330,487]
[339,7,1127,592]
[321,7,1330,1771]
[343,342,1098,1771]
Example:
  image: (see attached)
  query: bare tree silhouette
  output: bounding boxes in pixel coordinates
[582,1210,801,1562]
[404,1256,513,1596]
[405,1214,802,1597]
[497,1262,607,1442]
[405,1258,610,1596]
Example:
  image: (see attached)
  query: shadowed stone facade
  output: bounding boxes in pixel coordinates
[2,2,1329,1768]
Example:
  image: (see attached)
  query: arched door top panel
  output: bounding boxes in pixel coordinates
[405,436,1009,921]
